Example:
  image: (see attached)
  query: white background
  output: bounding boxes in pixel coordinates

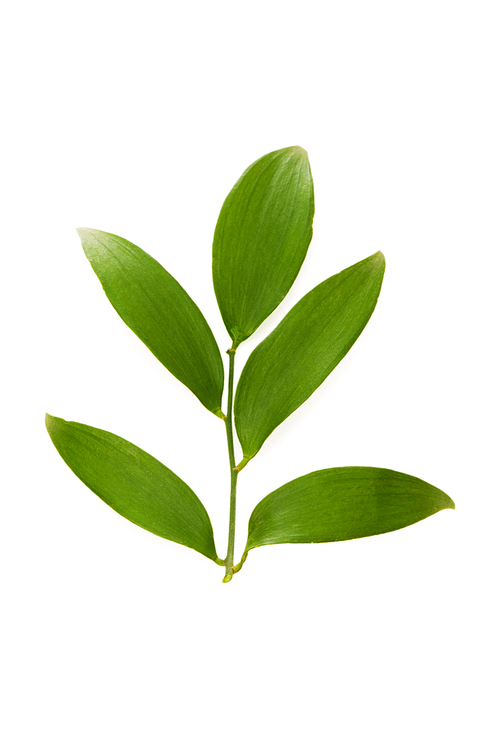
[2,1,499,751]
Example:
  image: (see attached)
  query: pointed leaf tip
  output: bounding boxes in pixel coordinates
[76,227,94,241]
[289,145,308,157]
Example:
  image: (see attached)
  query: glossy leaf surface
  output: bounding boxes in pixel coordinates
[212,146,314,344]
[245,467,455,553]
[77,228,224,417]
[235,252,385,465]
[46,414,220,562]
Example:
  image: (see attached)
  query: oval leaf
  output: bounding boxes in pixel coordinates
[46,414,220,563]
[212,146,314,344]
[245,467,455,554]
[77,228,224,417]
[235,252,385,465]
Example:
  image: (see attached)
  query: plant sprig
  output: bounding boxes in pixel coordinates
[46,146,454,583]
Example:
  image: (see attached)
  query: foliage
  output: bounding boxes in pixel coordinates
[46,146,454,582]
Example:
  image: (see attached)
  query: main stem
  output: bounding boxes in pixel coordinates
[223,342,239,583]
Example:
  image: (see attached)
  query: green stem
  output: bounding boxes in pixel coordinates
[223,342,239,583]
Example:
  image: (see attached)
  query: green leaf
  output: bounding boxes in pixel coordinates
[212,146,314,344]
[245,467,455,554]
[234,252,385,466]
[46,414,220,563]
[77,228,224,417]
